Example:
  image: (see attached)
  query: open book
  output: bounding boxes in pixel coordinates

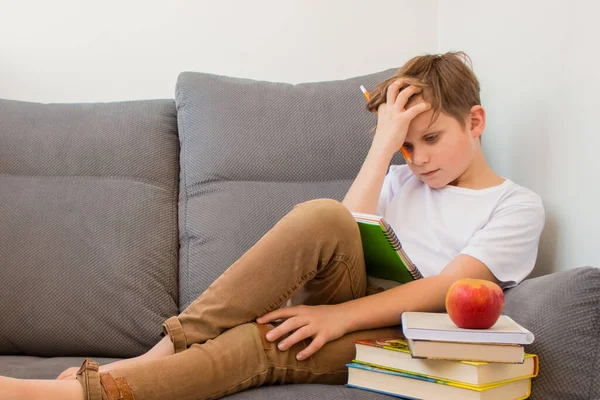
[352,212,423,284]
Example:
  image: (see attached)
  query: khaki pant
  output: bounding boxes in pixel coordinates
[76,199,402,400]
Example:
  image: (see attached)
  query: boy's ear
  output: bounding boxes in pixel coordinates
[468,105,485,138]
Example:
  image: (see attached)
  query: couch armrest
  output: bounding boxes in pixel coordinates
[504,266,600,399]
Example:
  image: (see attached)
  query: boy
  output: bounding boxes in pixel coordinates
[1,51,544,399]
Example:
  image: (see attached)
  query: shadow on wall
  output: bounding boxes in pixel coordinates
[531,212,559,278]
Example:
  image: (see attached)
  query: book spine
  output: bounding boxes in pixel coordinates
[380,220,423,280]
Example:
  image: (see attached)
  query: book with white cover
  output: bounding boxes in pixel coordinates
[401,312,535,345]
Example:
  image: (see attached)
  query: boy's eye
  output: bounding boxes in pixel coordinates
[424,134,438,142]
[403,143,413,152]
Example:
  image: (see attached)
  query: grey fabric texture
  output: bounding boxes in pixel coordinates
[0,356,122,379]
[175,70,405,309]
[0,99,179,357]
[225,384,395,400]
[503,266,600,400]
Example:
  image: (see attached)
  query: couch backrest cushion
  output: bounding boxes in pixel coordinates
[175,70,404,309]
[0,99,179,357]
[503,266,600,400]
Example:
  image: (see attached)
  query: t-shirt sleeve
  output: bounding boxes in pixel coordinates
[460,198,545,289]
[376,165,413,217]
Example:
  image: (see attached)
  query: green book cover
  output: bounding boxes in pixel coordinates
[353,213,422,284]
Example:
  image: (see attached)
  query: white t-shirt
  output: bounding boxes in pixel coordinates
[375,165,545,289]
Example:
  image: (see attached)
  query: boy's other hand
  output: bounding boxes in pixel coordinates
[256,304,348,360]
[372,79,431,155]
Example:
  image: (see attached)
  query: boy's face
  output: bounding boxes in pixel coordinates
[403,95,484,189]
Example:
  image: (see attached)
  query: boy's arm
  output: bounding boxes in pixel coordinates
[341,146,394,214]
[343,80,431,214]
[341,254,499,333]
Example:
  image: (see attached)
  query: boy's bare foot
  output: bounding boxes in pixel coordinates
[56,366,80,380]
[57,334,175,380]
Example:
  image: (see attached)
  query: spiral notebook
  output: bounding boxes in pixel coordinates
[352,212,423,284]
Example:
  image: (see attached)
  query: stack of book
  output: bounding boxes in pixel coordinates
[347,312,538,400]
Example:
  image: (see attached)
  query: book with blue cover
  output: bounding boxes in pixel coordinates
[346,362,532,400]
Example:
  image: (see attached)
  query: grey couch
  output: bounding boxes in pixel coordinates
[1,69,598,400]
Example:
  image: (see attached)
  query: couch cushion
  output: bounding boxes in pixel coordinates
[503,266,600,400]
[224,384,394,399]
[0,356,122,379]
[0,99,179,357]
[175,70,404,309]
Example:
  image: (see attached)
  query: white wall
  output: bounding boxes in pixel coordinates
[2,0,597,275]
[437,1,600,276]
[0,0,437,102]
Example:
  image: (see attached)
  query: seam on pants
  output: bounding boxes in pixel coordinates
[268,365,348,386]
[260,269,317,316]
[334,254,363,299]
[319,253,363,300]
[258,251,362,316]
[84,372,90,399]
[268,363,348,375]
[210,368,270,399]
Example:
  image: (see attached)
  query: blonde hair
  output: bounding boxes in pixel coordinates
[367,51,481,130]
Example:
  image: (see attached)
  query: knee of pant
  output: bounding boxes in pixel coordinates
[292,199,356,233]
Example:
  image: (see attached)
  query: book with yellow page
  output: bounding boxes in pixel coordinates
[407,338,525,363]
[346,362,533,400]
[353,338,538,386]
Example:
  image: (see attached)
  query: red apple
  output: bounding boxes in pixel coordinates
[445,278,504,329]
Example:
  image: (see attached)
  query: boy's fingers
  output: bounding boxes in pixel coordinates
[386,79,404,105]
[257,307,289,323]
[265,317,305,342]
[259,304,307,323]
[405,101,432,119]
[277,325,312,351]
[395,85,422,111]
[296,336,326,360]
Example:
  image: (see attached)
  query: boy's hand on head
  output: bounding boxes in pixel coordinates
[373,79,431,155]
[256,304,348,360]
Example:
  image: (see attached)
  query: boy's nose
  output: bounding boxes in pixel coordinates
[411,146,429,165]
